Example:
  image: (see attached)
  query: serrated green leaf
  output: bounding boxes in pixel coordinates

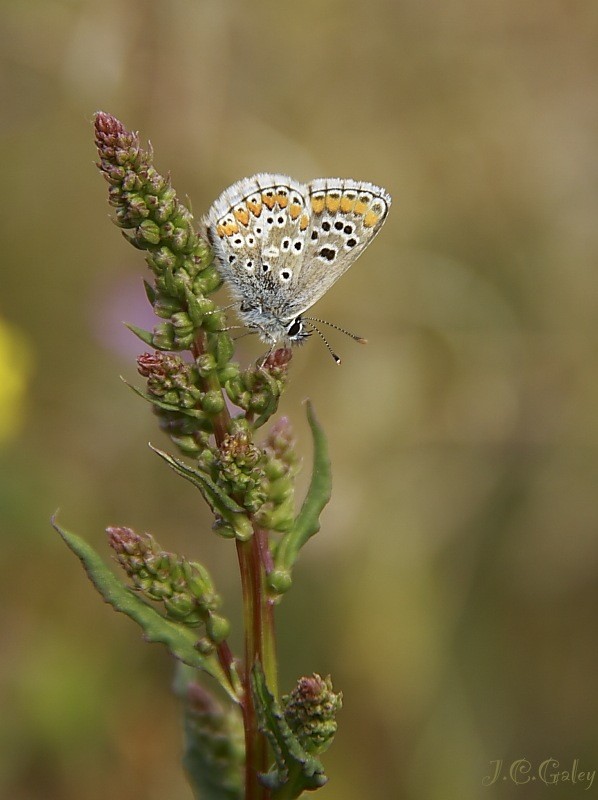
[52,518,237,701]
[251,663,326,798]
[269,401,331,593]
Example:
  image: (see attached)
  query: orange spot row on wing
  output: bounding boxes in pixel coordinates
[310,195,325,214]
[246,198,262,216]
[234,207,250,226]
[363,210,380,228]
[216,220,239,237]
[325,194,341,213]
[262,192,276,210]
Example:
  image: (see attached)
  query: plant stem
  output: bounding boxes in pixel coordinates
[192,330,278,799]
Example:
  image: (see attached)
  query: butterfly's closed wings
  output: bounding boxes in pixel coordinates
[204,173,391,347]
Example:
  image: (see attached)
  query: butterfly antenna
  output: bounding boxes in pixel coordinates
[305,322,342,365]
[303,316,367,344]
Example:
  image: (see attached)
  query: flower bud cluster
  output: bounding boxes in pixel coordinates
[106,526,229,646]
[137,352,201,408]
[224,348,292,426]
[253,417,299,532]
[136,351,222,454]
[215,431,268,514]
[282,674,342,755]
[94,111,226,353]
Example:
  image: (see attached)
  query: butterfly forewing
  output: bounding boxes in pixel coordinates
[205,174,311,319]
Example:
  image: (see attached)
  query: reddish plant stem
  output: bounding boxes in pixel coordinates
[192,330,275,800]
[216,640,235,686]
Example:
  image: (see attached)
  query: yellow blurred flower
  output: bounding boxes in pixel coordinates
[0,317,33,443]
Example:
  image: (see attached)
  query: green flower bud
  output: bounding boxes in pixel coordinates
[170,225,189,252]
[153,295,183,319]
[282,674,342,755]
[266,474,294,504]
[195,637,216,655]
[202,310,226,333]
[193,265,222,295]
[154,188,176,223]
[164,593,201,623]
[223,377,243,404]
[127,194,150,221]
[171,311,193,335]
[217,364,240,384]
[264,458,287,482]
[268,568,292,594]
[256,497,294,532]
[210,334,234,367]
[212,518,237,539]
[230,513,253,541]
[138,218,161,244]
[152,322,175,350]
[185,291,212,327]
[206,613,230,644]
[228,417,251,436]
[146,246,178,273]
[202,390,225,416]
[196,353,217,376]
[249,392,268,412]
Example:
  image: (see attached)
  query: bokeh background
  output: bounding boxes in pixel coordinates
[2,1,598,798]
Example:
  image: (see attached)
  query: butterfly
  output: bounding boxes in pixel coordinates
[203,174,391,361]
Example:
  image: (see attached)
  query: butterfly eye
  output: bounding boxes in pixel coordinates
[287,319,302,337]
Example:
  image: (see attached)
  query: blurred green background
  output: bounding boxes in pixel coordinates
[2,1,598,798]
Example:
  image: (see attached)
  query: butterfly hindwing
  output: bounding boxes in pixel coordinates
[284,178,391,317]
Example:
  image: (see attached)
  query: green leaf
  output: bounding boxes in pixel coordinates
[52,517,237,701]
[251,663,327,798]
[124,321,155,346]
[143,279,157,305]
[178,668,244,800]
[150,447,254,541]
[269,401,332,594]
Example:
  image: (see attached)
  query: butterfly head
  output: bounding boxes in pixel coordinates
[285,317,310,344]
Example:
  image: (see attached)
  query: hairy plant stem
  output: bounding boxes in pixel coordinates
[192,330,276,800]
